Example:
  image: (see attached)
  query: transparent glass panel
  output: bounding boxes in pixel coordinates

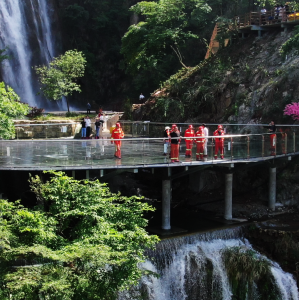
[249,135,263,158]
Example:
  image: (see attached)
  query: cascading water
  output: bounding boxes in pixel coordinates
[120,228,299,300]
[0,0,66,110]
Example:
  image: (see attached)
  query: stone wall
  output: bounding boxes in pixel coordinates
[14,120,81,139]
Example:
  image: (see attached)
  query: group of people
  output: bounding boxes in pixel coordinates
[163,124,225,163]
[81,114,106,139]
[260,3,291,24]
[81,121,279,161]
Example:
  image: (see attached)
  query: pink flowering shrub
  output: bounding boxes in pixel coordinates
[284,103,299,120]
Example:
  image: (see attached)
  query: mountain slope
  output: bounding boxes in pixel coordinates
[131,30,299,125]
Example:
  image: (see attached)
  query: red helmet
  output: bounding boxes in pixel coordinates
[116,122,121,128]
[188,125,193,129]
[218,125,223,130]
[172,124,177,128]
[198,126,204,132]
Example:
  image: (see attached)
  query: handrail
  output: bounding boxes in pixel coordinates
[237,7,294,28]
[0,131,294,169]
[1,132,288,142]
[120,121,299,127]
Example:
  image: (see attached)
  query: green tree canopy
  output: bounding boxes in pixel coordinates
[121,0,212,74]
[0,171,159,299]
[35,50,86,112]
[0,82,29,139]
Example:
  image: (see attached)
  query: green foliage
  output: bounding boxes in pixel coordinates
[274,233,299,262]
[281,25,299,55]
[121,0,212,74]
[0,171,159,299]
[123,98,133,120]
[214,17,239,48]
[222,246,280,300]
[0,82,29,139]
[153,97,185,121]
[56,0,136,104]
[223,247,271,282]
[0,48,9,64]
[35,50,86,112]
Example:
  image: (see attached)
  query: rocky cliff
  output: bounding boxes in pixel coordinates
[131,29,299,125]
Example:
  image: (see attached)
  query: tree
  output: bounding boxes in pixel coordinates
[0,171,159,299]
[121,0,212,75]
[35,50,86,112]
[0,82,29,139]
[284,102,299,120]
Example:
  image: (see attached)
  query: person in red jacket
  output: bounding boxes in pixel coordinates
[111,122,124,159]
[170,125,181,162]
[184,125,195,157]
[268,120,276,156]
[195,126,205,161]
[213,125,225,159]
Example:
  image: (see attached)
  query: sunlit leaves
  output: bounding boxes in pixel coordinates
[0,171,159,299]
[0,82,29,139]
[35,50,86,102]
[121,0,212,74]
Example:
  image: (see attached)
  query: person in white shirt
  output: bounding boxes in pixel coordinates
[202,123,209,157]
[139,93,145,103]
[85,116,91,138]
[261,7,267,24]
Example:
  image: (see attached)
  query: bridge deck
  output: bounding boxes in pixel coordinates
[0,138,296,171]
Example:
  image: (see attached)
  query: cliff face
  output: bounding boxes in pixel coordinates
[131,30,299,125]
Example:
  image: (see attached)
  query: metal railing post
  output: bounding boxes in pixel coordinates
[284,133,287,155]
[142,139,144,163]
[231,137,234,161]
[212,137,215,161]
[262,135,265,158]
[294,132,296,153]
[247,136,250,159]
[274,134,277,156]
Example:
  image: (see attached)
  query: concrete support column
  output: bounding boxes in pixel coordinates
[268,167,276,210]
[224,173,233,220]
[86,170,90,180]
[162,180,171,230]
[258,30,262,38]
[72,170,75,179]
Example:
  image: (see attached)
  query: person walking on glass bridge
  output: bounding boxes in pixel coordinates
[213,125,225,159]
[111,122,124,159]
[170,125,181,162]
[163,126,171,156]
[195,126,206,161]
[184,125,195,157]
[81,117,86,139]
[202,123,209,158]
[269,120,276,156]
[87,102,91,114]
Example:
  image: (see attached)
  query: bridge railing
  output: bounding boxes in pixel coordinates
[0,132,298,169]
[119,121,299,138]
[237,8,295,28]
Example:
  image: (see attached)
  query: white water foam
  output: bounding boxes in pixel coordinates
[135,237,299,300]
[0,0,59,108]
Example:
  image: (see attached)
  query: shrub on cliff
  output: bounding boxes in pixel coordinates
[0,82,29,139]
[0,171,159,300]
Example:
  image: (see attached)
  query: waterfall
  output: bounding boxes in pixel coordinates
[0,0,64,109]
[120,228,299,300]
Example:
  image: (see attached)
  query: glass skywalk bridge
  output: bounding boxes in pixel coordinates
[0,131,298,170]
